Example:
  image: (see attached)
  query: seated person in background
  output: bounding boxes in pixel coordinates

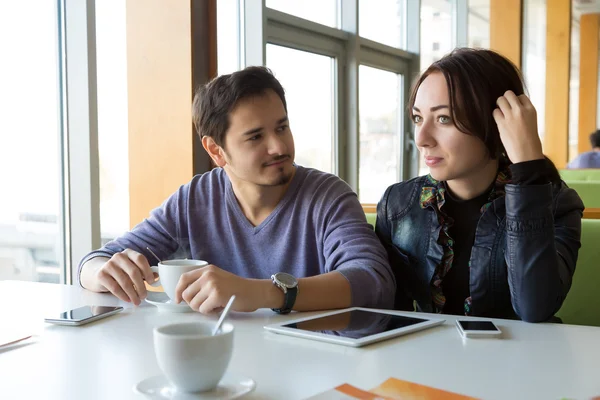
[376,48,583,322]
[79,66,395,314]
[567,130,600,169]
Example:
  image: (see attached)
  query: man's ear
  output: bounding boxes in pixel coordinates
[201,136,227,167]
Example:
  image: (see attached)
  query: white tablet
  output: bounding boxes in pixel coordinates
[264,307,445,347]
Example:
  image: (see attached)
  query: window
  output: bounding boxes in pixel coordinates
[522,0,547,145]
[217,0,241,74]
[568,9,580,162]
[253,0,414,185]
[418,0,453,177]
[266,45,335,173]
[359,0,405,49]
[468,0,490,49]
[0,2,63,283]
[359,66,402,203]
[267,0,338,27]
[96,0,130,243]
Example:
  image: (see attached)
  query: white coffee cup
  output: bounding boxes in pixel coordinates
[153,321,234,393]
[150,259,208,300]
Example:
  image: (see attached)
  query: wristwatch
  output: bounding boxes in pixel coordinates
[271,272,298,314]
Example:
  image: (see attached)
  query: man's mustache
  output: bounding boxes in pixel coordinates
[263,155,291,166]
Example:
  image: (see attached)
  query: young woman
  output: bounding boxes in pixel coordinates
[376,48,584,322]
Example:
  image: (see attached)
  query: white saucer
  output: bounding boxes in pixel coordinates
[145,292,193,313]
[134,372,255,399]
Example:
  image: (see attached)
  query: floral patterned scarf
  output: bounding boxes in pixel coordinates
[419,163,511,315]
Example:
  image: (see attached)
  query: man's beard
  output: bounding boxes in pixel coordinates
[260,167,293,187]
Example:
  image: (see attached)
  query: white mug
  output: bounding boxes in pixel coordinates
[150,259,208,300]
[154,321,234,392]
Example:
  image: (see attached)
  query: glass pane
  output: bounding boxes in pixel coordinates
[266,45,335,173]
[0,2,63,283]
[468,0,490,48]
[359,0,405,48]
[418,0,453,176]
[522,0,546,147]
[359,66,402,203]
[217,0,240,74]
[267,0,338,28]
[96,1,130,243]
[568,9,580,162]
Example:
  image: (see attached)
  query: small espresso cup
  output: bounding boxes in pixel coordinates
[154,321,234,393]
[150,259,208,300]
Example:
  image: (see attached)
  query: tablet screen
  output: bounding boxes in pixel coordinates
[282,309,428,339]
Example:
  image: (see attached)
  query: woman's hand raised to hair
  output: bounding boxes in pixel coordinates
[493,90,544,164]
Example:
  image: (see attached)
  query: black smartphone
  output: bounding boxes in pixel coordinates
[44,305,123,326]
[456,320,502,338]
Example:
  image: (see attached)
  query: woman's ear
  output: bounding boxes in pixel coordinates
[201,136,227,167]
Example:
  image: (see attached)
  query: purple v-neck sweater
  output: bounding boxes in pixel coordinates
[79,166,395,308]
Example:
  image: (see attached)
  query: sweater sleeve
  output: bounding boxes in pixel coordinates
[316,178,396,309]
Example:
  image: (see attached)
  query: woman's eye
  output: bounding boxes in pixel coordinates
[438,115,451,124]
[412,115,422,123]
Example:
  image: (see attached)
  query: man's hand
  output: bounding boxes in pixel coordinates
[492,90,544,164]
[92,249,156,306]
[174,265,275,314]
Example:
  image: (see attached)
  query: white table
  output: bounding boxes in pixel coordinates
[1,281,599,400]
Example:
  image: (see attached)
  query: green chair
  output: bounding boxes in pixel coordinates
[556,219,600,327]
[559,169,600,182]
[564,181,600,208]
[365,212,377,229]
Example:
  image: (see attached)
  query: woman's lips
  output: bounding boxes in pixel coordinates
[424,156,444,167]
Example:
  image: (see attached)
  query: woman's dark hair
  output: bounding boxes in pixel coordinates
[192,66,287,148]
[408,48,561,182]
[408,48,526,160]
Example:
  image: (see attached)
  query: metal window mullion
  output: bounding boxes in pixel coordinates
[63,0,101,284]
[266,23,345,58]
[266,8,348,42]
[243,0,266,66]
[358,43,410,75]
[453,0,468,48]
[340,0,359,192]
[359,37,414,62]
[404,0,421,179]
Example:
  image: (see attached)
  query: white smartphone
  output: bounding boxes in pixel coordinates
[44,305,123,326]
[456,319,502,338]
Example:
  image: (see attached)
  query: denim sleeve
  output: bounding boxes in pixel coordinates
[504,183,584,322]
[375,186,413,312]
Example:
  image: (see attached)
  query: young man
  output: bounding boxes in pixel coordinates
[79,66,395,314]
[567,130,600,169]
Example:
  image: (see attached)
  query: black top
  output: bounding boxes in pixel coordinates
[440,158,553,315]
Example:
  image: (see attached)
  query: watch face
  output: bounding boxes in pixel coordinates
[275,272,297,288]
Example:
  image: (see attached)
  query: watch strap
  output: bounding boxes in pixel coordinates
[272,285,298,314]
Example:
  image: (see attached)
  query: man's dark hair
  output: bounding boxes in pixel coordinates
[408,48,526,160]
[192,66,287,148]
[590,129,600,148]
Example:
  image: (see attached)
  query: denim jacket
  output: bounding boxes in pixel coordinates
[376,176,584,322]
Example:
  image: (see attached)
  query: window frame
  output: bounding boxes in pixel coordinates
[243,0,420,195]
[60,0,102,284]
